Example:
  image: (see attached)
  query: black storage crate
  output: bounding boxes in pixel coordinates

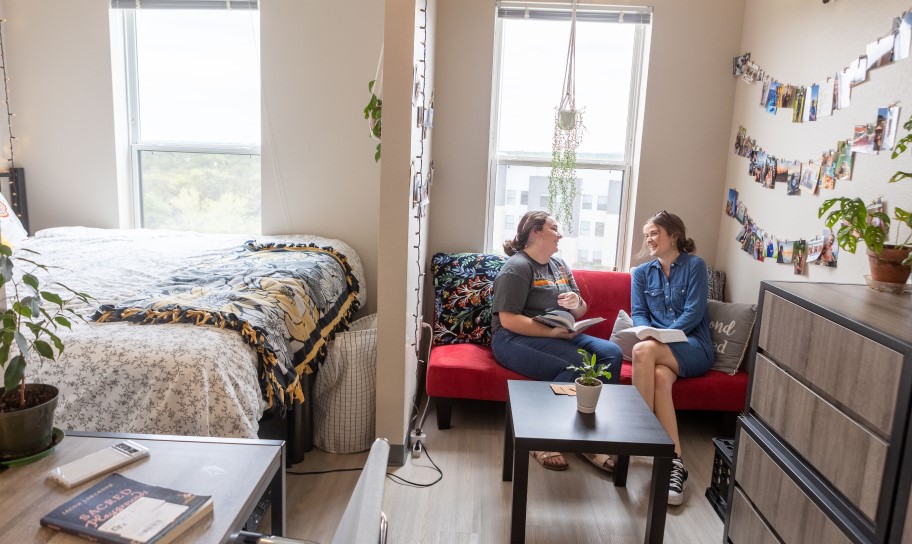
[705,437,735,521]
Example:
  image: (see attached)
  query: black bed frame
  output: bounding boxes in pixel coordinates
[1,167,28,234]
[6,166,311,465]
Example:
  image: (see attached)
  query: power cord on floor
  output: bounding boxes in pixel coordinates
[285,441,443,488]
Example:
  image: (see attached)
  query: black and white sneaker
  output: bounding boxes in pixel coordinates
[668,456,688,506]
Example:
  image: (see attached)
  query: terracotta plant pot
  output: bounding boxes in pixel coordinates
[867,247,912,285]
[574,378,602,413]
[0,384,59,460]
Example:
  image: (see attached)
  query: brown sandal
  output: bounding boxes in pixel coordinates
[531,451,569,471]
[581,452,616,472]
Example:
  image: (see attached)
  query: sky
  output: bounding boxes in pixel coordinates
[134,9,261,146]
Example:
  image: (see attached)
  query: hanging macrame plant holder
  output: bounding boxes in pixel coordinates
[548,1,584,230]
[364,45,383,162]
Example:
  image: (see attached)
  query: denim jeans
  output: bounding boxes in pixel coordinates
[491,328,622,383]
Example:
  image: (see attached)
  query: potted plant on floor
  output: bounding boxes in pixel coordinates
[0,239,91,461]
[566,348,612,413]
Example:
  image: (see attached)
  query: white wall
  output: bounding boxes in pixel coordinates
[376,0,436,458]
[429,0,747,272]
[260,0,383,316]
[718,0,912,303]
[2,0,123,232]
[0,0,385,315]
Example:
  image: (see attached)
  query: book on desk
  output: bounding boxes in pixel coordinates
[40,473,213,544]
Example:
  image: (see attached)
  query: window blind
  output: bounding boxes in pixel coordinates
[111,0,258,9]
[497,2,651,24]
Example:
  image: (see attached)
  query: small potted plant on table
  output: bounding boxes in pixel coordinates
[566,348,612,413]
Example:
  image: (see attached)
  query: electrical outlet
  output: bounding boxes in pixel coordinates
[409,429,426,458]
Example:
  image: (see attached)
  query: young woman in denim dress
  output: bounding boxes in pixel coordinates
[631,210,713,506]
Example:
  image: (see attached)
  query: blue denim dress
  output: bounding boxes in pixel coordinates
[630,253,713,377]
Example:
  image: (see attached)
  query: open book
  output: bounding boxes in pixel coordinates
[533,309,605,333]
[616,325,687,344]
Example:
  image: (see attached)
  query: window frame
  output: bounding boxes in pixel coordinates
[121,9,261,229]
[486,8,648,269]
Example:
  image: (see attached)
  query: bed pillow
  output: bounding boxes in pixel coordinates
[432,252,506,346]
[707,300,757,375]
[0,191,27,246]
[609,309,636,361]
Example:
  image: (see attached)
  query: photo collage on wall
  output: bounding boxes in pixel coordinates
[732,10,912,120]
[725,188,839,275]
[734,105,898,197]
[724,8,911,274]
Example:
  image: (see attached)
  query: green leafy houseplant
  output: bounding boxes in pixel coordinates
[363,79,382,162]
[818,113,912,278]
[889,114,912,184]
[566,348,612,387]
[0,240,91,410]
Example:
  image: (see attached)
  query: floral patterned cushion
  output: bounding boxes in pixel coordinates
[432,252,506,346]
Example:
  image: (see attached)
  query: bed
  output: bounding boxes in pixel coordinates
[9,225,366,451]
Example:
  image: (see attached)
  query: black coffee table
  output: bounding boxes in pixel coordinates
[503,380,676,543]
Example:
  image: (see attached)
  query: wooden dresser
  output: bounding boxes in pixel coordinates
[723,281,912,544]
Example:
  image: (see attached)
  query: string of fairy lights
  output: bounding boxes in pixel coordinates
[409,0,434,431]
[0,18,15,173]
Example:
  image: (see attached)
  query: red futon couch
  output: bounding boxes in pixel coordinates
[426,253,748,430]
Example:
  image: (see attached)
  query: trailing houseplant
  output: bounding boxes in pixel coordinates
[547,0,583,230]
[0,239,92,459]
[566,348,612,413]
[363,79,382,162]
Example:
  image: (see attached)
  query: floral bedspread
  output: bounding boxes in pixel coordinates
[19,228,366,439]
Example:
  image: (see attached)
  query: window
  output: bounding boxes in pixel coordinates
[595,222,605,237]
[582,194,593,210]
[506,189,517,205]
[121,5,261,233]
[578,249,588,263]
[579,221,591,237]
[505,214,516,232]
[488,4,649,270]
[593,250,603,263]
[520,190,529,205]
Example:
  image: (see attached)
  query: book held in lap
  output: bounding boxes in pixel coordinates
[615,325,687,344]
[533,309,605,333]
[40,473,213,544]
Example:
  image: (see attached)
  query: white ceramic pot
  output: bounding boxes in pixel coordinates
[574,378,602,413]
[558,109,577,130]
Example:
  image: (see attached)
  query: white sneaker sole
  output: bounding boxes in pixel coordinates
[668,483,686,506]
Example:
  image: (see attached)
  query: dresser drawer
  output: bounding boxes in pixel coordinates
[728,487,781,544]
[735,428,852,544]
[751,354,887,521]
[757,292,902,435]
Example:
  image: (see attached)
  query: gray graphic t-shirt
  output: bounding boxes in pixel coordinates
[491,251,579,334]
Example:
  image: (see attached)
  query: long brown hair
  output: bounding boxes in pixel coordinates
[503,211,550,256]
[638,210,696,257]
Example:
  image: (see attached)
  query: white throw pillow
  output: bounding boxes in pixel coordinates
[609,309,637,361]
[0,191,27,246]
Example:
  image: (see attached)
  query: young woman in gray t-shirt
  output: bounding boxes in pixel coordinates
[491,211,622,472]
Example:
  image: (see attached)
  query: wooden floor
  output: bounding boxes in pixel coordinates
[278,399,727,544]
